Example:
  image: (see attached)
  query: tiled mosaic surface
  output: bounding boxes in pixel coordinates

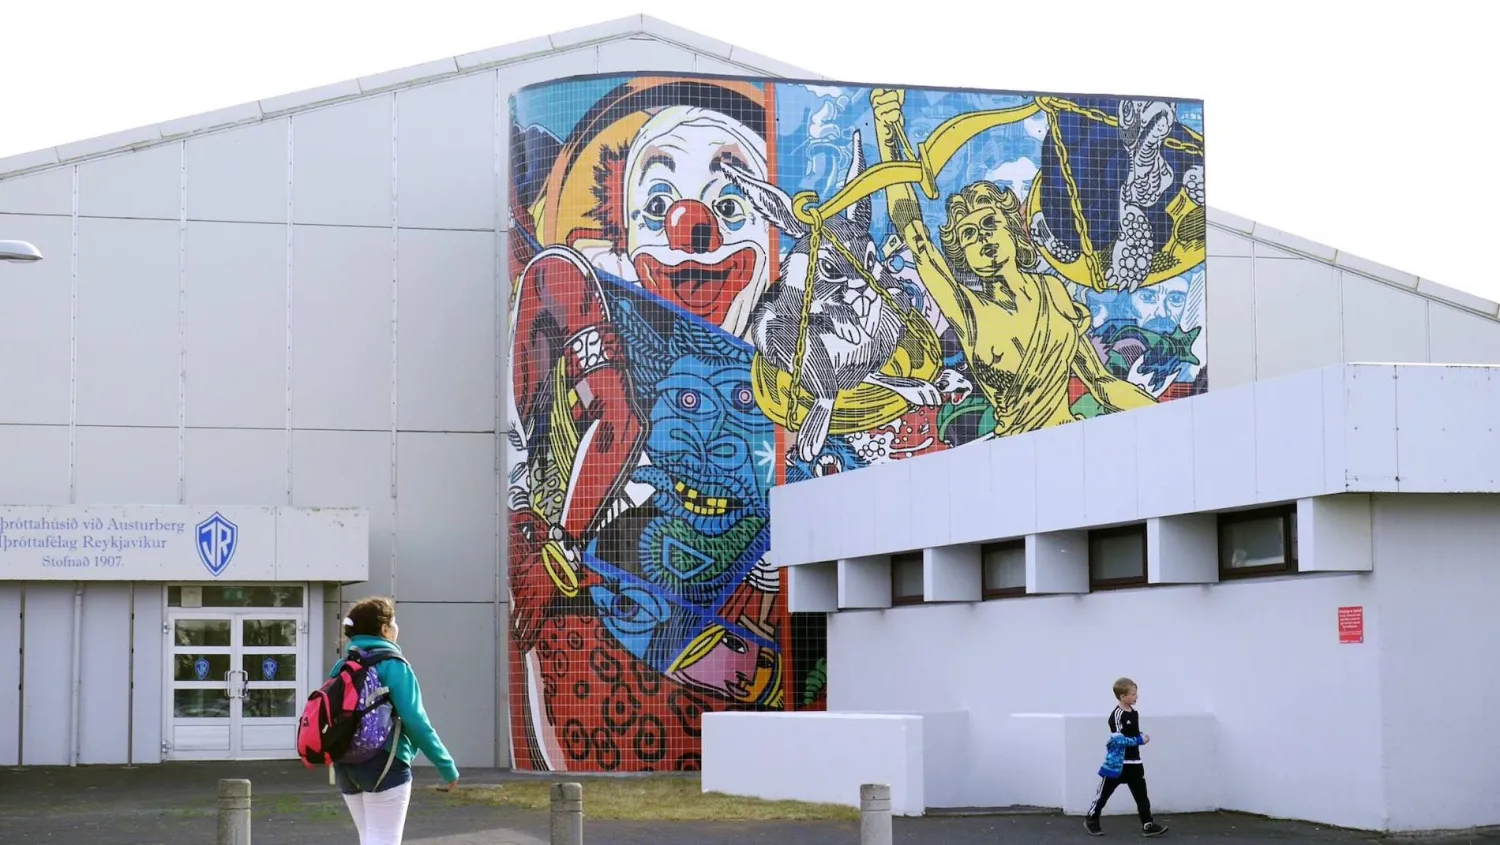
[506,74,1206,771]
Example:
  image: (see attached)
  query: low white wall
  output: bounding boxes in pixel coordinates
[837,710,969,808]
[1004,714,1218,815]
[1071,713,1216,815]
[702,712,925,815]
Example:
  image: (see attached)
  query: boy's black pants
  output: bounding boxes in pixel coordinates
[1086,763,1153,823]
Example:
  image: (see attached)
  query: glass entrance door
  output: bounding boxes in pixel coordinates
[163,585,308,761]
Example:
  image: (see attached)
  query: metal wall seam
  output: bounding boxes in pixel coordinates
[177,140,188,505]
[389,93,400,599]
[498,66,516,768]
[284,118,295,506]
[15,584,25,765]
[68,166,79,505]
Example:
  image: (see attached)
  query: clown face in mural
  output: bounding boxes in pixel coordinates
[506,78,792,773]
[619,107,772,339]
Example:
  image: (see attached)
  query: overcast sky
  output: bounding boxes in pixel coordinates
[3,1,1494,300]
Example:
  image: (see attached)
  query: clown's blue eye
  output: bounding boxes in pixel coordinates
[642,182,676,219]
[677,390,701,411]
[732,385,754,409]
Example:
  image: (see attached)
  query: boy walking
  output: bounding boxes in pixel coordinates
[1085,677,1167,837]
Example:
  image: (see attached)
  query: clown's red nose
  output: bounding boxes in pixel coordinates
[665,199,722,254]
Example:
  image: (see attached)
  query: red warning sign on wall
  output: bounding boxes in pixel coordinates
[1338,606,1364,644]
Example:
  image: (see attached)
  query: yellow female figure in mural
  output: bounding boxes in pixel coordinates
[869,88,1156,436]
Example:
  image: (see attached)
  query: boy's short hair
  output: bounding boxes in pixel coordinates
[1112,677,1137,699]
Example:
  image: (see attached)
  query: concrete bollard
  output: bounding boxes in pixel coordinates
[217,778,252,845]
[550,781,583,845]
[859,783,892,845]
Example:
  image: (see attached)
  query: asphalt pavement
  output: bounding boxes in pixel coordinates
[1,761,1496,844]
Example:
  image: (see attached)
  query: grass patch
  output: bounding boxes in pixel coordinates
[447,775,860,822]
[257,794,344,819]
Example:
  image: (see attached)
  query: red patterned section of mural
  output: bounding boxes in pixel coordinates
[505,74,1205,771]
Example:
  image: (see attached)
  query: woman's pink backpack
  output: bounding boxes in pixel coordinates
[296,647,406,769]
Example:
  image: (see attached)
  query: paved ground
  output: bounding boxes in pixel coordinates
[1,762,1497,844]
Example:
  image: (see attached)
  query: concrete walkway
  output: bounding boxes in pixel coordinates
[1,762,1496,844]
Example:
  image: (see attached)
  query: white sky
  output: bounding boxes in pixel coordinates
[3,1,1495,300]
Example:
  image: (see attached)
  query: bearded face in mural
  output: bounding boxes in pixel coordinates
[621,107,772,337]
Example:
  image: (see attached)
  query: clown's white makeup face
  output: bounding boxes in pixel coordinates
[626,117,770,334]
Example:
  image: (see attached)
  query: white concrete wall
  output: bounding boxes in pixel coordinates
[1371,495,1500,832]
[703,712,927,815]
[1206,214,1500,391]
[772,364,1500,568]
[825,571,1386,830]
[0,26,812,769]
[817,494,1500,832]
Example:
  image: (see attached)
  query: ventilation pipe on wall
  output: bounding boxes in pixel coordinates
[69,582,82,767]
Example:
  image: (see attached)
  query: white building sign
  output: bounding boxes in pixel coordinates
[0,505,369,582]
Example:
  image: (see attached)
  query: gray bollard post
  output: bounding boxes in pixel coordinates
[550,781,583,845]
[217,778,252,845]
[860,783,892,845]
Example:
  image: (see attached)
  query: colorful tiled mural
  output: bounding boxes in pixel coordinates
[505,74,1206,771]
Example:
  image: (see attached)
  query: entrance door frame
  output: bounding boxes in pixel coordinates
[161,584,309,761]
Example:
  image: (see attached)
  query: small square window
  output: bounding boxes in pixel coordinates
[1219,507,1298,578]
[1089,525,1147,590]
[890,552,925,605]
[981,541,1026,598]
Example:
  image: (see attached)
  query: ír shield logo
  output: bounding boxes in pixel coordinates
[195,512,239,577]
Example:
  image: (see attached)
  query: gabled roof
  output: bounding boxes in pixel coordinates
[1206,209,1498,320]
[0,14,821,180]
[0,14,1493,323]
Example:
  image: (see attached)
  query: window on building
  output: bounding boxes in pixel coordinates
[890,552,925,605]
[1089,525,1147,590]
[981,541,1026,598]
[1218,506,1298,578]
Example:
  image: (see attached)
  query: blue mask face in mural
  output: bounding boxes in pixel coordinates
[634,354,773,538]
[785,435,866,483]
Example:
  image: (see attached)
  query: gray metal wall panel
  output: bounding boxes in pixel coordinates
[0,166,72,216]
[78,145,180,221]
[74,217,181,428]
[186,119,289,225]
[289,225,394,432]
[74,427,180,505]
[323,593,347,667]
[0,585,20,765]
[394,433,497,602]
[183,221,288,429]
[0,425,71,504]
[0,214,73,426]
[78,582,131,764]
[184,428,287,506]
[292,96,394,228]
[307,584,326,684]
[394,600,495,769]
[1428,303,1500,364]
[291,431,394,595]
[21,583,73,765]
[395,229,495,433]
[130,585,164,764]
[395,73,497,232]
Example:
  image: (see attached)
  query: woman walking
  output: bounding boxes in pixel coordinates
[331,596,459,844]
